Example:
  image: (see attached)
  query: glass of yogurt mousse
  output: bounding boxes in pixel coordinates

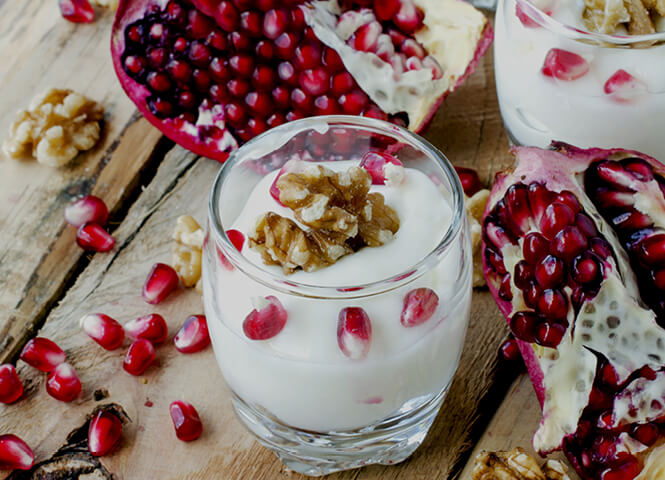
[202,116,472,476]
[494,0,665,159]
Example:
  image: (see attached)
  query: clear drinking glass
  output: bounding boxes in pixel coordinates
[494,0,665,158]
[202,116,472,476]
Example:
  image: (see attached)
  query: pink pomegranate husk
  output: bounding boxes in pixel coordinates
[482,140,665,436]
[111,0,494,162]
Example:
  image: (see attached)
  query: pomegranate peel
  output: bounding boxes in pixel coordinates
[482,143,665,479]
[111,0,491,162]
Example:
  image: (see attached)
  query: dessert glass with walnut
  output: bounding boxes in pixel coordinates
[202,116,472,476]
[495,0,665,159]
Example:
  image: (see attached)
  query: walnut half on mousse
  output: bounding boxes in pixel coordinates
[250,164,400,274]
[472,447,571,480]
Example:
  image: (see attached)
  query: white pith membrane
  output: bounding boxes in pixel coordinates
[485,148,665,469]
[301,0,487,129]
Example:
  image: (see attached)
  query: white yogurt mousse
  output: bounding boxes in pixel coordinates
[495,0,665,159]
[202,160,472,432]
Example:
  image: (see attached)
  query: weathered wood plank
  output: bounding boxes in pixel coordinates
[0,42,525,479]
[0,3,167,362]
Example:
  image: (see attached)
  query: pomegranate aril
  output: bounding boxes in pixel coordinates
[229,54,254,77]
[125,313,168,344]
[339,89,369,115]
[245,91,272,116]
[400,288,439,327]
[46,363,82,402]
[255,40,275,60]
[214,1,239,32]
[534,254,565,289]
[604,69,647,102]
[277,61,298,86]
[337,307,372,360]
[573,255,600,284]
[542,48,589,81]
[240,10,263,37]
[552,226,589,262]
[65,195,109,227]
[0,434,34,471]
[59,0,95,23]
[499,274,513,301]
[77,223,115,252]
[322,48,344,72]
[20,337,66,372]
[374,0,400,20]
[331,72,355,96]
[275,31,298,59]
[291,88,313,111]
[123,339,156,376]
[170,400,203,441]
[227,229,245,251]
[360,151,404,185]
[535,322,566,348]
[88,410,123,457]
[486,248,507,275]
[230,30,251,50]
[314,95,338,115]
[251,65,276,90]
[454,166,482,197]
[243,296,287,340]
[523,232,549,264]
[142,263,179,304]
[174,315,210,353]
[510,312,538,343]
[294,44,321,71]
[536,289,568,320]
[0,365,23,404]
[207,30,228,51]
[80,313,125,350]
[514,261,533,289]
[540,202,575,239]
[352,22,381,52]
[228,79,250,97]
[187,10,214,39]
[639,234,665,265]
[500,337,522,362]
[393,1,424,33]
[600,456,640,480]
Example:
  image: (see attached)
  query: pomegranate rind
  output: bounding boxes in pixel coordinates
[111,0,492,162]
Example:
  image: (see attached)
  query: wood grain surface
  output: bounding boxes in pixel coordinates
[0,3,558,480]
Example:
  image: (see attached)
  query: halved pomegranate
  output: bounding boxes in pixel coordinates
[482,143,665,480]
[111,0,492,161]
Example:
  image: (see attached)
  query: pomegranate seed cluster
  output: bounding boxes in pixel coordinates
[584,158,665,327]
[484,182,612,348]
[118,0,431,146]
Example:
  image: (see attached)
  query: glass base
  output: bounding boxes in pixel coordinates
[230,388,448,476]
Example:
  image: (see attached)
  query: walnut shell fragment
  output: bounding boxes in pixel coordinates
[250,164,400,274]
[3,88,104,167]
[472,447,570,480]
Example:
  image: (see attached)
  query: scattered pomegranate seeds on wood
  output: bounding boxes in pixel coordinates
[88,410,123,457]
[123,339,156,376]
[0,365,23,404]
[169,400,203,442]
[0,434,35,471]
[142,263,179,304]
[125,313,168,344]
[20,337,66,373]
[174,315,210,354]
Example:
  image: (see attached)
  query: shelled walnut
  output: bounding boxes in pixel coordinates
[466,188,490,288]
[583,0,662,34]
[250,165,400,274]
[3,88,104,167]
[172,215,205,290]
[472,448,570,480]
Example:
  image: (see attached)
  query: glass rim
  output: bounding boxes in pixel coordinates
[207,115,466,299]
[515,0,665,46]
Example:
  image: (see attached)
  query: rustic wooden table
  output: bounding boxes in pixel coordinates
[0,2,579,479]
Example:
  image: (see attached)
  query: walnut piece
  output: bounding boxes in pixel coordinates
[172,215,205,288]
[90,0,119,9]
[3,88,104,167]
[472,448,570,480]
[250,165,400,274]
[583,0,660,33]
[467,188,490,288]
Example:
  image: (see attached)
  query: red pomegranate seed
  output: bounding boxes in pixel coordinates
[275,31,298,59]
[454,166,482,197]
[540,202,576,239]
[76,223,115,252]
[65,195,109,227]
[510,312,538,343]
[500,338,521,362]
[170,400,203,441]
[360,151,404,185]
[214,1,239,32]
[263,8,289,40]
[352,22,381,52]
[401,288,439,327]
[123,339,156,376]
[339,89,369,115]
[337,307,372,360]
[227,229,246,251]
[523,232,549,264]
[536,289,568,320]
[243,296,288,340]
[142,263,179,304]
[393,1,423,33]
[20,337,66,372]
[542,48,589,81]
[322,48,344,71]
[291,88,313,112]
[0,365,23,404]
[573,256,600,284]
[600,455,640,480]
[46,363,82,402]
[331,71,355,96]
[639,234,665,264]
[251,65,276,90]
[375,0,401,21]
[299,68,330,96]
[58,0,94,23]
[499,274,513,301]
[174,315,210,353]
[80,313,125,350]
[604,69,647,102]
[534,255,565,289]
[88,410,123,457]
[632,423,658,446]
[125,314,168,344]
[314,95,339,115]
[229,54,254,77]
[513,261,532,289]
[255,40,275,60]
[0,434,34,471]
[552,226,589,262]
